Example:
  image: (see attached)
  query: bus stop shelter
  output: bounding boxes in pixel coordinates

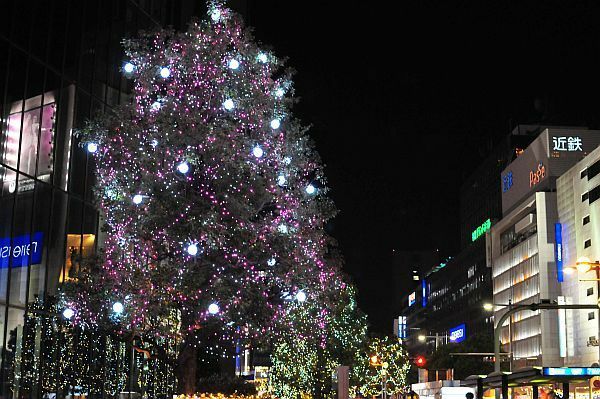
[462,367,600,399]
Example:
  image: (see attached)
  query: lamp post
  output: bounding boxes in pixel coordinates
[483,302,514,370]
[370,355,391,399]
[417,333,449,350]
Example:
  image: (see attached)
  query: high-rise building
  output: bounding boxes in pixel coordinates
[488,127,600,368]
[391,249,439,315]
[556,144,600,366]
[459,125,539,250]
[398,126,537,348]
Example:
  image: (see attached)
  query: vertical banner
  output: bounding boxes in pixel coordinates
[555,223,563,282]
[557,296,567,358]
[422,278,427,307]
[398,316,407,339]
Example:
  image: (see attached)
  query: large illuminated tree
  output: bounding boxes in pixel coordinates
[66,1,354,395]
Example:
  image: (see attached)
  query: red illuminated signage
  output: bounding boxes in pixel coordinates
[530,162,546,188]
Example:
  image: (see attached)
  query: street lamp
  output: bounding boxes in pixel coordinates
[483,303,494,312]
[369,354,391,399]
[417,333,449,350]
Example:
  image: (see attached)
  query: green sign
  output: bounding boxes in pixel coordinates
[472,219,491,242]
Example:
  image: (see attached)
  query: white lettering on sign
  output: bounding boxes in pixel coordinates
[0,242,39,259]
[553,136,582,152]
[450,328,464,341]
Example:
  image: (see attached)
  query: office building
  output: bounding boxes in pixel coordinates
[489,127,600,368]
[399,126,537,348]
[0,1,202,396]
[557,144,600,366]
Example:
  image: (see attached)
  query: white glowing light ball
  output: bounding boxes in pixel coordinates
[63,308,75,320]
[112,301,124,315]
[177,161,190,174]
[278,224,288,234]
[159,67,171,78]
[123,62,135,74]
[253,145,264,158]
[306,184,316,195]
[132,195,144,205]
[151,101,161,111]
[87,142,98,153]
[257,53,268,63]
[275,88,285,98]
[295,291,307,302]
[283,156,292,165]
[187,243,199,256]
[223,99,235,111]
[277,174,286,186]
[268,258,276,266]
[210,8,222,22]
[151,139,159,148]
[228,59,240,70]
[270,118,281,129]
[208,303,220,315]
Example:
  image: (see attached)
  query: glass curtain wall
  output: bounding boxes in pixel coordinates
[0,1,199,397]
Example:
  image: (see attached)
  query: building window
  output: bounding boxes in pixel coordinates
[588,287,594,296]
[590,185,600,204]
[585,239,592,249]
[584,215,591,225]
[589,159,600,180]
[582,192,589,202]
[581,169,588,179]
[589,312,596,321]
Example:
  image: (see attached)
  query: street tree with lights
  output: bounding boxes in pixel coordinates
[270,284,367,399]
[62,0,362,395]
[352,336,411,398]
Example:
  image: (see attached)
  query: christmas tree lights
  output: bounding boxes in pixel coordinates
[63,0,368,395]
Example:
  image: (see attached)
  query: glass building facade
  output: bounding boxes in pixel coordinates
[0,1,204,396]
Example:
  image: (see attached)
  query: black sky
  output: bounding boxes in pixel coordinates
[238,1,600,332]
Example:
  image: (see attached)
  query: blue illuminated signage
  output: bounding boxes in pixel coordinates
[398,316,407,339]
[543,367,600,376]
[0,232,44,268]
[502,171,513,193]
[422,279,427,307]
[555,223,563,282]
[449,323,466,343]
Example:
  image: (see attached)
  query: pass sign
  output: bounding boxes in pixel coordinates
[0,232,44,268]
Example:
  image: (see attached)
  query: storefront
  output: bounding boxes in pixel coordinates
[463,367,600,399]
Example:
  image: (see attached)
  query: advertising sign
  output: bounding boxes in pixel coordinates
[501,129,600,214]
[543,367,600,376]
[449,323,466,343]
[2,92,56,193]
[0,232,44,268]
[472,218,491,242]
[552,136,583,152]
[398,316,407,339]
[408,291,416,307]
[555,223,563,282]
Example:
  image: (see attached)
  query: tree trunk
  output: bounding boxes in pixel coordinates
[176,343,198,395]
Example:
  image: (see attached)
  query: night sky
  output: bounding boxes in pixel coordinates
[237,1,600,332]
